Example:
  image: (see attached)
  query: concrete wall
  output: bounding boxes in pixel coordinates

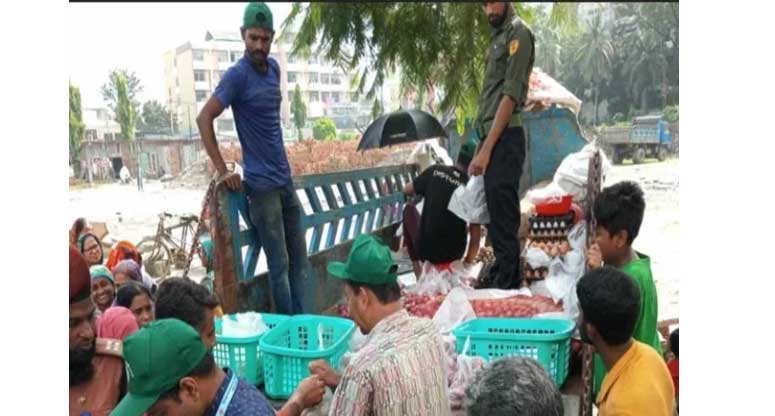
[78,139,204,178]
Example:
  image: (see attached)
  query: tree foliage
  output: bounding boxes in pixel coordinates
[69,82,85,164]
[139,100,176,134]
[371,97,383,121]
[115,74,135,140]
[101,68,143,116]
[291,84,307,140]
[312,117,337,141]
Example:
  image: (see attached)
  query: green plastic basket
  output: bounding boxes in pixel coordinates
[259,314,355,399]
[452,318,575,386]
[213,313,290,386]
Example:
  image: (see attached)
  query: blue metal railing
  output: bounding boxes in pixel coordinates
[222,164,418,282]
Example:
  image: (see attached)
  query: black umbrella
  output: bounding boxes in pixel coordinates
[357,109,448,150]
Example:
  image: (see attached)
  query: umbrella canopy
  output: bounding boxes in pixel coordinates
[357,109,448,150]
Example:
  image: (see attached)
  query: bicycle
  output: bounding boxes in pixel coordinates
[137,212,199,279]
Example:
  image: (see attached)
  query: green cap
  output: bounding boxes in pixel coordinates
[111,319,208,416]
[243,2,273,32]
[327,234,398,285]
[458,135,478,165]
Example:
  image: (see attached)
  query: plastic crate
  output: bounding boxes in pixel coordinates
[213,313,290,386]
[452,318,575,386]
[259,315,355,399]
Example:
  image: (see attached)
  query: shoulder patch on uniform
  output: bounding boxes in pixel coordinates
[509,39,519,56]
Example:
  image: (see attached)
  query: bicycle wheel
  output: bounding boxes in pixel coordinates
[137,237,172,279]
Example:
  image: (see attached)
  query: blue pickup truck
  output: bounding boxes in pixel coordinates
[599,114,673,164]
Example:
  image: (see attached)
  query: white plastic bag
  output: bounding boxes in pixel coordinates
[448,176,490,225]
[221,312,269,337]
[432,287,477,335]
[449,337,486,411]
[554,144,612,203]
[524,247,552,269]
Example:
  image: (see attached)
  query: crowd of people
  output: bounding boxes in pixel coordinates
[69,183,680,415]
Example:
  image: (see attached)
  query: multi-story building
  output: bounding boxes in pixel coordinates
[163,28,372,141]
[83,107,121,142]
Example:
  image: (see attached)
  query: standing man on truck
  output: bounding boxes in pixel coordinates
[468,2,536,290]
[197,2,308,314]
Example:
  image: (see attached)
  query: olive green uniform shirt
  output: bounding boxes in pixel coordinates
[475,15,536,131]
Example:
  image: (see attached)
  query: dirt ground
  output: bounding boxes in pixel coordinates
[67,157,679,320]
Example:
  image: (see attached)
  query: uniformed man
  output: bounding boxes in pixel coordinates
[468,2,536,290]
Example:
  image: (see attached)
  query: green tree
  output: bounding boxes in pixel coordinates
[574,10,613,125]
[69,82,85,168]
[140,100,176,134]
[101,68,143,117]
[290,84,307,140]
[312,118,337,141]
[371,97,383,121]
[115,73,136,140]
[284,3,577,130]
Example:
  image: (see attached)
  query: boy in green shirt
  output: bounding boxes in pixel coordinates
[586,181,662,396]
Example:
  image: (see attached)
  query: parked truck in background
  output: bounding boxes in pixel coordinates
[599,114,674,164]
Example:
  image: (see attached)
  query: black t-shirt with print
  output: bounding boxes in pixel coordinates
[412,164,469,264]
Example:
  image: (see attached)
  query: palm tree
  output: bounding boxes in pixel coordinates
[574,10,614,125]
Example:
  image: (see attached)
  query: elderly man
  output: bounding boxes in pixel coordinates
[305,234,450,415]
[464,356,563,416]
[70,246,125,415]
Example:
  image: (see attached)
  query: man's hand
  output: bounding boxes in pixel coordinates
[309,359,341,388]
[292,375,326,408]
[219,172,242,191]
[586,243,603,269]
[468,148,491,176]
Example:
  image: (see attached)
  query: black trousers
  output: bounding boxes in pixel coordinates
[483,126,526,289]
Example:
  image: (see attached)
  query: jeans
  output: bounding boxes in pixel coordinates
[483,126,526,289]
[246,183,308,314]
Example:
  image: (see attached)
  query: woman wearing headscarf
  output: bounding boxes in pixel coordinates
[79,233,104,267]
[69,217,91,248]
[115,282,155,328]
[96,306,139,340]
[90,265,116,317]
[198,236,215,292]
[106,241,157,293]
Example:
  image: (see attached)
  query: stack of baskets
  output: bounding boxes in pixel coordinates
[213,313,355,399]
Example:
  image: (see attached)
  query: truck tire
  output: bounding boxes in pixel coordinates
[657,146,668,162]
[612,148,623,165]
[633,148,646,164]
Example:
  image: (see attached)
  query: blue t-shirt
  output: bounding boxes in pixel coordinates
[214,56,291,192]
[205,368,276,416]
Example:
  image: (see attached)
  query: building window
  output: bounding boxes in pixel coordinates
[320,73,330,85]
[194,70,206,82]
[287,72,298,83]
[195,90,209,102]
[321,91,331,102]
[307,72,319,84]
[331,74,342,85]
[332,92,341,103]
[308,91,319,102]
[230,51,241,62]
[217,119,235,132]
[192,49,204,61]
[217,51,229,63]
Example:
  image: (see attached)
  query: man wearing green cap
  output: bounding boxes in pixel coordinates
[302,234,450,415]
[112,318,325,416]
[197,2,309,315]
[402,137,482,277]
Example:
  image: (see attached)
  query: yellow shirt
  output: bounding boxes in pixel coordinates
[598,341,675,416]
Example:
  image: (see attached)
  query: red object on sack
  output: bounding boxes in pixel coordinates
[535,195,573,216]
[570,203,585,224]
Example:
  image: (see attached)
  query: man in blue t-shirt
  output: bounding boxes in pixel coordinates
[196,2,308,314]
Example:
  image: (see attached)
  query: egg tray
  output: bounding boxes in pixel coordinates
[528,212,575,239]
